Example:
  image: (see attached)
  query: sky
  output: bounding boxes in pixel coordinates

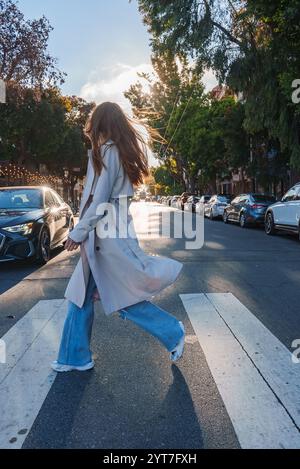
[17,0,218,114]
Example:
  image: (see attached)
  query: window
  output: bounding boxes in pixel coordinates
[239,196,249,205]
[45,191,57,208]
[252,194,276,203]
[217,195,232,203]
[294,186,300,201]
[282,187,297,202]
[51,191,63,207]
[0,189,43,209]
[231,197,240,205]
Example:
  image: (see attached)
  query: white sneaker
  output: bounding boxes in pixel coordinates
[51,360,95,372]
[170,321,185,362]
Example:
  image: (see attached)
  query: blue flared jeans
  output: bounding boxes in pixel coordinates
[57,272,184,366]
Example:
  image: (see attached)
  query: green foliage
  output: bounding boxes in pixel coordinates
[0,83,93,177]
[0,1,94,180]
[125,46,249,192]
[153,164,183,195]
[136,0,300,173]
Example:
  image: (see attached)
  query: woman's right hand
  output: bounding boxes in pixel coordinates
[92,288,101,302]
[65,237,81,252]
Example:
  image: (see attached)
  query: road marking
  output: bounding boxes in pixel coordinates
[180,293,300,449]
[0,299,67,449]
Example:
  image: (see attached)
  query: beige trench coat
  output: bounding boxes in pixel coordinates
[64,140,183,315]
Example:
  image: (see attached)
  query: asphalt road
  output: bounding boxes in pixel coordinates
[0,202,300,449]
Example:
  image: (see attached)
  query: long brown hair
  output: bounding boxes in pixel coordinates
[84,102,152,185]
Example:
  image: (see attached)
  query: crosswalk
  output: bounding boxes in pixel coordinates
[0,299,67,448]
[180,293,300,449]
[0,292,300,448]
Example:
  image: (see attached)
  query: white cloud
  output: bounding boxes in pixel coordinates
[79,63,218,167]
[202,68,218,92]
[80,63,154,115]
[80,63,159,166]
[80,63,218,114]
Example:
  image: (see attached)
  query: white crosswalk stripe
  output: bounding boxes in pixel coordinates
[0,299,67,449]
[180,293,300,449]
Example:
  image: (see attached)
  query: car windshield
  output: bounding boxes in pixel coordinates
[252,194,276,203]
[0,189,43,209]
[217,195,232,203]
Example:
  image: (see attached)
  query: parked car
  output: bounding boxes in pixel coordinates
[184,195,201,212]
[195,195,212,215]
[0,186,74,264]
[177,192,192,210]
[265,183,300,239]
[223,193,276,227]
[170,195,180,208]
[205,194,234,220]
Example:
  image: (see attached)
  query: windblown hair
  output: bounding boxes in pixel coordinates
[84,102,152,186]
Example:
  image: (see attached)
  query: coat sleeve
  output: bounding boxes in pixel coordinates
[69,144,121,243]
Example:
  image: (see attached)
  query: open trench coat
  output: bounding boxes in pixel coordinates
[64,140,183,316]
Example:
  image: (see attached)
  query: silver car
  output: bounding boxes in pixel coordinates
[204,194,233,220]
[170,195,180,208]
[265,183,300,240]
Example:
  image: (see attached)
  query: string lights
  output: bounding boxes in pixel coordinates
[0,162,71,187]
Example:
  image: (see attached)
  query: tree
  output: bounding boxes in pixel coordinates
[136,0,300,174]
[125,46,251,193]
[152,164,184,195]
[0,0,65,86]
[135,0,248,80]
[0,84,93,179]
[0,0,95,197]
[125,50,206,190]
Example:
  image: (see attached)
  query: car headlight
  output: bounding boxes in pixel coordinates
[3,222,34,235]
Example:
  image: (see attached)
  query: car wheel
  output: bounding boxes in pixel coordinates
[36,227,51,265]
[209,210,214,220]
[265,212,276,235]
[239,213,247,228]
[223,211,229,223]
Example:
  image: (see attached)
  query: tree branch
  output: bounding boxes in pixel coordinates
[202,0,244,48]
